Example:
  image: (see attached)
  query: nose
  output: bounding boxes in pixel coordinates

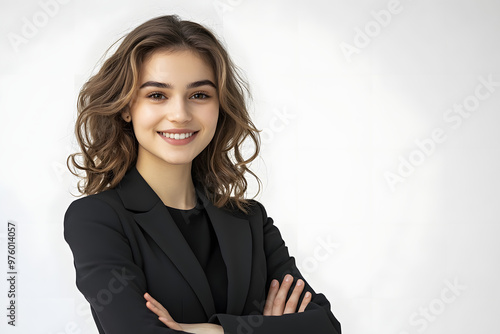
[165,96,192,123]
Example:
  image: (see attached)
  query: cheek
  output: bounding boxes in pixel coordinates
[131,106,161,131]
[203,105,220,132]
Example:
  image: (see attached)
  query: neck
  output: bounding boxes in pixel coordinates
[135,152,196,210]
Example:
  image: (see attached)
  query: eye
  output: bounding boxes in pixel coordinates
[190,92,210,100]
[147,92,166,101]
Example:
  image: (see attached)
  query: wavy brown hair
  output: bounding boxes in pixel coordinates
[68,15,261,211]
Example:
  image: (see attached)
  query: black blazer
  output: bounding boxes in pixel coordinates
[64,167,341,334]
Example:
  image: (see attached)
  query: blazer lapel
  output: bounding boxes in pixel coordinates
[197,189,253,316]
[116,167,254,317]
[116,168,216,318]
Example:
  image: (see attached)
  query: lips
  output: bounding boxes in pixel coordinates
[157,130,199,145]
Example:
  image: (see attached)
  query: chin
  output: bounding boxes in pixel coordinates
[159,155,195,166]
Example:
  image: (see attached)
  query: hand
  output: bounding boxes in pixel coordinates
[144,293,223,334]
[263,274,311,316]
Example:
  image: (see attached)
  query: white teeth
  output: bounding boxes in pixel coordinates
[160,132,194,140]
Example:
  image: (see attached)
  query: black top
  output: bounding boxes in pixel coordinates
[166,196,228,314]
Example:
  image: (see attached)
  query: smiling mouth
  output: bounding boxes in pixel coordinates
[158,131,197,140]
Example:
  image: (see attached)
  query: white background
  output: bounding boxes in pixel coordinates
[1,0,499,333]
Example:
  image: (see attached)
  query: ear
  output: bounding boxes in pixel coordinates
[121,111,131,122]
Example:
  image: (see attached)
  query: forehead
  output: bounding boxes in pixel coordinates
[140,49,215,82]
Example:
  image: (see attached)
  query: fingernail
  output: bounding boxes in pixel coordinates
[285,275,292,282]
[305,292,311,298]
[272,280,278,287]
[297,279,303,286]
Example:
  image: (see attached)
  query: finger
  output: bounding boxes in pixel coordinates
[146,301,166,319]
[144,293,172,320]
[144,293,168,313]
[283,279,305,314]
[158,317,183,331]
[144,293,166,311]
[144,293,183,330]
[298,291,312,313]
[263,279,279,316]
[272,274,294,316]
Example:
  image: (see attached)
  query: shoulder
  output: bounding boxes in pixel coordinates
[245,198,268,219]
[66,188,119,214]
[221,198,269,222]
[63,190,135,259]
[64,189,124,232]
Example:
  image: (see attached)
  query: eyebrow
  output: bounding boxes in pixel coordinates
[139,79,217,90]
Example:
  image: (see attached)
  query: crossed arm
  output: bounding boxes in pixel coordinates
[65,197,340,333]
[144,274,311,334]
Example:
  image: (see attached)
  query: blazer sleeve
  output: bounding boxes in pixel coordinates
[64,196,190,334]
[210,201,341,334]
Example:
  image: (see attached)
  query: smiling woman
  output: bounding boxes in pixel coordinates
[64,15,341,334]
[127,50,220,178]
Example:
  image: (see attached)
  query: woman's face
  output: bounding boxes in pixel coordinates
[127,49,219,167]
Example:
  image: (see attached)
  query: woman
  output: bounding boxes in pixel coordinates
[64,15,341,334]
